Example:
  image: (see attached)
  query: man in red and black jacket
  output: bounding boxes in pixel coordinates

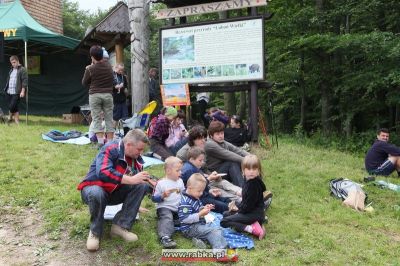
[78,129,151,251]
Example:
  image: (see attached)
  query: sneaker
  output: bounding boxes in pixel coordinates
[192,238,207,249]
[160,236,177,249]
[263,191,273,210]
[86,231,100,251]
[263,191,273,201]
[264,198,272,210]
[251,221,265,240]
[143,151,154,157]
[364,176,375,182]
[241,143,250,152]
[110,224,138,242]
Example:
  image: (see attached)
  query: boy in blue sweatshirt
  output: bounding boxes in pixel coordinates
[181,147,232,213]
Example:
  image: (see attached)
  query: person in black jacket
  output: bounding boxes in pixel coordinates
[224,115,251,148]
[220,154,266,240]
[365,128,400,176]
[112,63,129,127]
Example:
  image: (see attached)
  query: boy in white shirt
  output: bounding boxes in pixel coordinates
[152,157,185,248]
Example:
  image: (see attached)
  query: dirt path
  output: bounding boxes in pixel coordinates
[0,206,149,266]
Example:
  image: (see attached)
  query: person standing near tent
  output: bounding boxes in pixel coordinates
[112,63,129,125]
[82,45,114,146]
[3,55,27,125]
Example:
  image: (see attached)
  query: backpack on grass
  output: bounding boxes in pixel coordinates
[329,178,367,211]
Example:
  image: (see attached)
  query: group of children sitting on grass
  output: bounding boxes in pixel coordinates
[151,152,268,249]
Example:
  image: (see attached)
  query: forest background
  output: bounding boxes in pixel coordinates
[62,0,400,153]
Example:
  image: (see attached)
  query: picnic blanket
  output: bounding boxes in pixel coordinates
[175,212,254,249]
[210,212,255,249]
[104,204,140,220]
[42,130,90,145]
[104,207,254,249]
[142,156,164,168]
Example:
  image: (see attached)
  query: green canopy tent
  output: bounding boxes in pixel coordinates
[0,0,80,122]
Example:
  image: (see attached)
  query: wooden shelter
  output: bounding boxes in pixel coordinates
[76,1,130,64]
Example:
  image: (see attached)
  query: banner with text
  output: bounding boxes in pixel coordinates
[156,0,268,19]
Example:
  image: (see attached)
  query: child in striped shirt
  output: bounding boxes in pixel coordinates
[178,173,227,249]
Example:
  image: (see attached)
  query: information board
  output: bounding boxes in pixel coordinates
[160,17,264,84]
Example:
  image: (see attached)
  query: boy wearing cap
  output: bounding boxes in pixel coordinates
[149,106,177,161]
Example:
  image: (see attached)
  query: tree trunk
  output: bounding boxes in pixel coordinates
[299,52,306,131]
[315,0,323,12]
[344,112,353,138]
[315,0,331,135]
[239,91,246,119]
[128,0,150,113]
[396,104,400,134]
[320,79,331,135]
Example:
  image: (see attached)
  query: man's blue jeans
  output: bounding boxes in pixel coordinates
[81,184,149,237]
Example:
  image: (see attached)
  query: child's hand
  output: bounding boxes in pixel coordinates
[199,208,210,217]
[208,171,219,181]
[228,201,238,212]
[162,190,172,199]
[205,204,215,210]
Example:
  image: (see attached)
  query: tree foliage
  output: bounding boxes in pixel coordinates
[265,0,400,136]
[63,0,400,138]
[62,0,109,39]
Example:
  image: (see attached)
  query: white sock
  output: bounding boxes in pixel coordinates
[244,225,252,233]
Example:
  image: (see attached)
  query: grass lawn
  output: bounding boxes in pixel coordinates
[0,116,399,265]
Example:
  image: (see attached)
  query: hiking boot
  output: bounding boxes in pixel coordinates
[86,231,100,251]
[192,237,207,249]
[160,236,177,249]
[251,221,265,240]
[110,224,138,242]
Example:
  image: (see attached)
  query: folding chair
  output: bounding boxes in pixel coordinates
[79,104,92,125]
[117,101,158,136]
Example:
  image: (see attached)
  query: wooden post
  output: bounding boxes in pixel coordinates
[250,6,258,141]
[250,82,258,141]
[128,0,150,113]
[115,37,124,64]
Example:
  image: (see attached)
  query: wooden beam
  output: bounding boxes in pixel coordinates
[114,34,125,64]
[189,81,274,92]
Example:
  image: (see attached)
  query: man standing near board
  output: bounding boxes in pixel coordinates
[149,68,160,102]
